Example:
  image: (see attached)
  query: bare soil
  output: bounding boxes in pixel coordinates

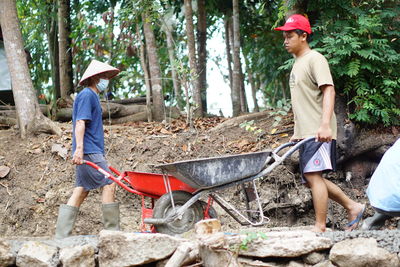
[0,113,379,238]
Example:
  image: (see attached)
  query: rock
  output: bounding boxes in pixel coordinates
[329,238,400,267]
[59,244,95,267]
[51,144,68,160]
[227,230,332,258]
[312,260,335,267]
[0,166,10,178]
[285,261,304,267]
[0,240,14,267]
[98,230,183,266]
[16,241,58,267]
[237,257,279,267]
[196,219,239,267]
[195,219,221,235]
[302,251,326,265]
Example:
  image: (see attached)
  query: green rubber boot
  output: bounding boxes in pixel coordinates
[102,202,120,231]
[55,204,79,239]
[361,212,391,230]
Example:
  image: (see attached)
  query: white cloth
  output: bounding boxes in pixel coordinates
[367,138,400,212]
[0,42,11,91]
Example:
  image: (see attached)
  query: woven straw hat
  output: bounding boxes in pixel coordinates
[79,59,120,86]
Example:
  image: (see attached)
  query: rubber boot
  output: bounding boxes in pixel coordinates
[55,204,79,239]
[102,202,120,230]
[361,212,391,230]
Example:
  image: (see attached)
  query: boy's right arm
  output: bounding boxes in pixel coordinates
[72,120,86,165]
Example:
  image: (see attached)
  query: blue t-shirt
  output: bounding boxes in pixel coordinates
[72,88,104,155]
[367,138,400,212]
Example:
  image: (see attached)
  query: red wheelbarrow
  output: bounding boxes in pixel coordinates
[83,161,216,233]
[86,137,313,235]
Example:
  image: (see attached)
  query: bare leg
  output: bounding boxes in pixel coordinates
[323,178,364,230]
[67,187,89,207]
[304,172,328,232]
[102,183,116,204]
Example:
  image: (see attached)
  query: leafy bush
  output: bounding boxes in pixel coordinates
[310,0,400,126]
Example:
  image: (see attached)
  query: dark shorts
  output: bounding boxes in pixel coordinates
[299,139,337,183]
[76,154,113,191]
[374,207,400,217]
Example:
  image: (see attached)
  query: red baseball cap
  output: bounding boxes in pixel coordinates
[274,14,312,34]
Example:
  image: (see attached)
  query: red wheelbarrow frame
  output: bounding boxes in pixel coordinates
[83,160,214,232]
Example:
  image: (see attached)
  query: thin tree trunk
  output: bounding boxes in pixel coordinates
[136,23,153,122]
[224,15,233,90]
[197,0,207,116]
[243,53,259,112]
[164,23,183,110]
[58,0,74,100]
[239,61,248,112]
[46,2,60,99]
[281,79,287,99]
[184,0,202,118]
[142,13,165,121]
[231,0,241,117]
[0,0,61,137]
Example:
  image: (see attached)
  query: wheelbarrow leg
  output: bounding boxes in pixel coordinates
[241,184,253,219]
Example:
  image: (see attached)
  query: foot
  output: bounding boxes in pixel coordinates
[345,203,366,231]
[311,223,326,233]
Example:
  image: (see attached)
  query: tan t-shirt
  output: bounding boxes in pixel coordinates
[289,50,337,139]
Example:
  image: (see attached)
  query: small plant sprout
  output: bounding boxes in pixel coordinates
[239,120,263,135]
[239,231,267,251]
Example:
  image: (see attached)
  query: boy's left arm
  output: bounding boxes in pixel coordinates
[316,85,335,142]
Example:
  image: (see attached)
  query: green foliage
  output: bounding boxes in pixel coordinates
[238,231,267,251]
[12,0,399,126]
[309,0,400,126]
[270,98,291,127]
[16,0,54,96]
[239,120,263,135]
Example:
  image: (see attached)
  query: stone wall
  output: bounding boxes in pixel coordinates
[0,227,399,267]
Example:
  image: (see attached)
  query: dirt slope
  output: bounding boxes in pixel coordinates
[0,114,373,237]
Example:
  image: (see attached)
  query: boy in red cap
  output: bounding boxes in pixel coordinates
[275,14,365,232]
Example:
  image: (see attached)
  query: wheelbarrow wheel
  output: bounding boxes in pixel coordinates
[153,190,203,235]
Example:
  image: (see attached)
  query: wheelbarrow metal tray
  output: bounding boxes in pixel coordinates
[157,151,271,189]
[124,171,196,197]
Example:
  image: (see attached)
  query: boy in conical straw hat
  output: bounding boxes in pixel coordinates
[55,60,121,238]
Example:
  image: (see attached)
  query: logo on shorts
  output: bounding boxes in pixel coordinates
[313,159,321,166]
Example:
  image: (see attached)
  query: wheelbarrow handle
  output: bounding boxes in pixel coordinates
[82,160,159,198]
[272,136,315,156]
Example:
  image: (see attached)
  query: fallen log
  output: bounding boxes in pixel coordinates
[109,97,147,105]
[109,111,148,124]
[210,111,270,132]
[55,103,147,122]
[0,116,16,126]
[108,107,181,124]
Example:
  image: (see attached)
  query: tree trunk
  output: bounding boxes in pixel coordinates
[224,15,233,90]
[142,13,165,121]
[58,0,74,100]
[231,0,241,117]
[197,0,207,116]
[184,0,202,118]
[0,0,61,138]
[136,23,153,122]
[163,20,183,110]
[45,2,60,100]
[239,60,248,113]
[244,56,259,112]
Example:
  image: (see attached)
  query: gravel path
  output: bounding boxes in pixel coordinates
[321,230,400,253]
